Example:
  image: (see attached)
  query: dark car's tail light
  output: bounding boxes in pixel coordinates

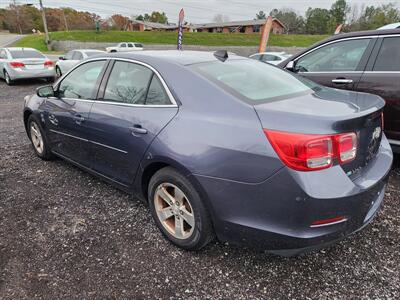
[9,61,25,68]
[264,130,358,171]
[44,60,54,67]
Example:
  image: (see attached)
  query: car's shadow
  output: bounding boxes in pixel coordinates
[0,78,54,87]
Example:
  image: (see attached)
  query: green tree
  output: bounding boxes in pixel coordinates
[256,10,267,20]
[305,7,331,34]
[141,11,168,24]
[270,8,305,33]
[328,0,350,33]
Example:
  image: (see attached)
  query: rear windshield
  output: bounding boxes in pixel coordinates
[190,59,317,103]
[9,49,45,59]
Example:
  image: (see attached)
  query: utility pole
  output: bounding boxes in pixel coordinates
[39,0,51,50]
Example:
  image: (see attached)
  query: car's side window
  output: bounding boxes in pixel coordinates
[262,55,276,62]
[58,60,106,100]
[103,61,153,104]
[295,39,371,72]
[146,75,171,105]
[72,51,83,60]
[128,43,134,48]
[65,51,74,60]
[120,43,127,48]
[373,37,400,71]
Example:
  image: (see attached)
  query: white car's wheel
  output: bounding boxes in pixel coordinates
[4,70,13,86]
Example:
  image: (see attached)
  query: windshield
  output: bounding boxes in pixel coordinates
[9,49,45,59]
[190,59,317,103]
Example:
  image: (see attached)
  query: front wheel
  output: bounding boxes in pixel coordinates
[148,167,214,250]
[55,66,62,77]
[27,115,53,160]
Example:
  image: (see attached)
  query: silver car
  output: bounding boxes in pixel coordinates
[0,47,55,85]
[55,49,105,77]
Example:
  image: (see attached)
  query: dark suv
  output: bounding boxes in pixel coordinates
[279,29,400,152]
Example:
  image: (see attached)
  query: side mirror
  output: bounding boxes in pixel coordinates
[36,85,55,98]
[285,61,295,71]
[59,56,66,60]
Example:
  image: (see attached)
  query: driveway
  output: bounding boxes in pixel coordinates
[0,81,399,299]
[0,33,23,47]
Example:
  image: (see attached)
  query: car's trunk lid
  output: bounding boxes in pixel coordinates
[254,87,385,176]
[19,58,47,70]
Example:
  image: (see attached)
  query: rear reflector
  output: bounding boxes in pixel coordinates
[264,130,357,171]
[311,216,347,227]
[10,61,25,68]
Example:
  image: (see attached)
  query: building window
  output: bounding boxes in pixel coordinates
[253,25,261,33]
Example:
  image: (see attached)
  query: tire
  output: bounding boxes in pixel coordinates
[148,167,214,250]
[55,66,62,77]
[110,50,117,53]
[4,70,13,86]
[27,115,53,160]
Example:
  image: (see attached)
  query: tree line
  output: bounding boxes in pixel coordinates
[265,0,400,34]
[0,0,399,35]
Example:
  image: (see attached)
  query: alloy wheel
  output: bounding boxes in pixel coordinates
[56,67,62,77]
[154,183,195,239]
[4,71,10,84]
[30,121,44,154]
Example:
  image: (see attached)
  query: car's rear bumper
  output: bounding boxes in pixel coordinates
[193,135,393,256]
[7,67,55,80]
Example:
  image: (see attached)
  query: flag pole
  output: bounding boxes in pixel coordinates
[177,8,185,50]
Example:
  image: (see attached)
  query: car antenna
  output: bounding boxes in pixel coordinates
[214,50,228,62]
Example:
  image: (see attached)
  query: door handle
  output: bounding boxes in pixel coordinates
[129,125,147,136]
[73,115,85,125]
[332,78,353,84]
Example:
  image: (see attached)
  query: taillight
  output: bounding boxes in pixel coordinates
[336,133,357,163]
[9,61,25,68]
[44,60,54,67]
[264,130,357,171]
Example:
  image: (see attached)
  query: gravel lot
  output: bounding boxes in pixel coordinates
[0,80,399,299]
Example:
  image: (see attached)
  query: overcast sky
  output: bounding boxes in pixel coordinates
[1,0,399,23]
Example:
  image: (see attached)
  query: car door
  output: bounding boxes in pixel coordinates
[356,36,400,143]
[119,43,128,52]
[291,37,375,90]
[86,59,178,187]
[44,59,108,166]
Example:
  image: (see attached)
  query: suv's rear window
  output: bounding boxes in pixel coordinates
[190,59,316,103]
[9,49,44,59]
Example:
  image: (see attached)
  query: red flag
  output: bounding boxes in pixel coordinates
[334,24,343,35]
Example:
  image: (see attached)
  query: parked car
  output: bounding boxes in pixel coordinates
[250,52,292,65]
[106,42,144,53]
[23,51,392,256]
[56,49,105,77]
[378,23,400,30]
[279,29,400,152]
[0,47,55,85]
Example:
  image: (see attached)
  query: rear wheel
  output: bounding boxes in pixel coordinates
[148,167,214,250]
[4,70,13,86]
[27,115,53,160]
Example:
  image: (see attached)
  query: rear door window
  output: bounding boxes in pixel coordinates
[295,39,371,72]
[373,37,400,71]
[103,61,153,104]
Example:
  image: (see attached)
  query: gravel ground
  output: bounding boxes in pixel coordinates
[0,80,399,299]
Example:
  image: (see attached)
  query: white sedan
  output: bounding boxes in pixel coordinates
[55,49,105,77]
[105,42,144,53]
[249,52,292,65]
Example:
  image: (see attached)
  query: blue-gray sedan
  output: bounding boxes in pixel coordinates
[22,51,393,256]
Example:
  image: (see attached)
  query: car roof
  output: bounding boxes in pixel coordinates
[378,23,400,30]
[99,50,244,66]
[76,49,105,53]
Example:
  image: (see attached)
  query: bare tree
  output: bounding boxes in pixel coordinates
[213,14,230,23]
